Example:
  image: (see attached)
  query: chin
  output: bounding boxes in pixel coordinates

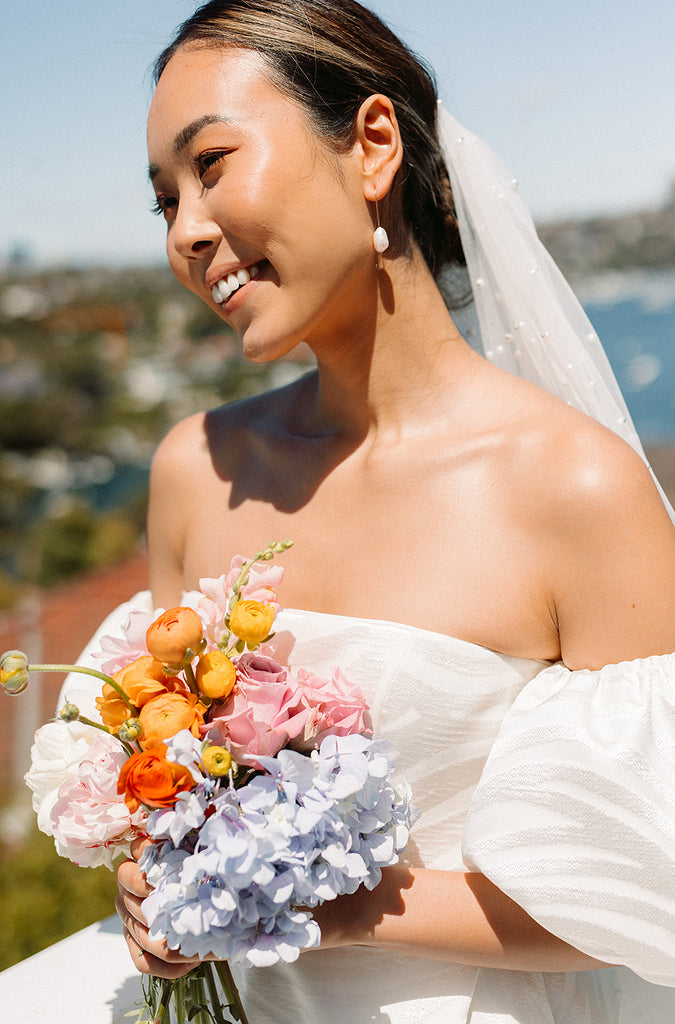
[239,328,302,366]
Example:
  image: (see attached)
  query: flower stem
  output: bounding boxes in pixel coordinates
[70,714,134,755]
[29,663,138,713]
[203,963,229,1024]
[152,977,174,1024]
[214,962,250,1024]
[183,661,200,696]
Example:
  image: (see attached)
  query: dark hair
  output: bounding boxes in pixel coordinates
[154,0,465,277]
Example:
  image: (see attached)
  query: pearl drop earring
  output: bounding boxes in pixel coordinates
[373,194,389,254]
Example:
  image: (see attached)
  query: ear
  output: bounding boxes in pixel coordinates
[354,94,403,201]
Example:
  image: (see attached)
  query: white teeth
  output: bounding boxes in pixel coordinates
[211,264,262,304]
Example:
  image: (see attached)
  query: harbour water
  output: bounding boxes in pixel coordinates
[578,269,675,444]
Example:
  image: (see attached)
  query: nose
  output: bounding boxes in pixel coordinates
[171,194,220,259]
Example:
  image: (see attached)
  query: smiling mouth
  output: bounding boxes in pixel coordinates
[211,263,262,304]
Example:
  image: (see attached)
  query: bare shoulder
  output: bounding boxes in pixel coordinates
[539,409,666,544]
[496,375,675,666]
[151,372,313,484]
[482,369,664,525]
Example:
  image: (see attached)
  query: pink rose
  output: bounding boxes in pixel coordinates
[236,652,289,687]
[204,653,311,765]
[292,668,373,753]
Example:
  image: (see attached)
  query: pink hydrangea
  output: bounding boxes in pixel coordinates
[49,734,147,869]
[204,653,310,765]
[293,668,373,753]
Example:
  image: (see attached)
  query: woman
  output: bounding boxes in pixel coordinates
[114,1,675,1020]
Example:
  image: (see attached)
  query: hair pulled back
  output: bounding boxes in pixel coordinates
[154,0,465,277]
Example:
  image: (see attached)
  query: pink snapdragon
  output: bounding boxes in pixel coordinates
[224,556,284,610]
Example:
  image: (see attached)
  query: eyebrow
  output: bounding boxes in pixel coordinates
[148,113,234,182]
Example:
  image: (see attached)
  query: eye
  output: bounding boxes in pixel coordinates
[195,150,229,182]
[150,194,177,219]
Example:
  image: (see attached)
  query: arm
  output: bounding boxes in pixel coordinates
[543,427,675,669]
[116,856,606,978]
[146,414,206,607]
[313,865,609,971]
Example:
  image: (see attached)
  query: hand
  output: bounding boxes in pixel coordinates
[115,837,200,978]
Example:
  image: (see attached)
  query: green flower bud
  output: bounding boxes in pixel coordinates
[59,702,80,722]
[118,718,144,743]
[1,650,29,695]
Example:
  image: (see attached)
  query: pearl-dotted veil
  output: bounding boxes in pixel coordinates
[437,105,675,523]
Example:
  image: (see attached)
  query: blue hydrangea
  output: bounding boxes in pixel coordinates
[140,732,415,967]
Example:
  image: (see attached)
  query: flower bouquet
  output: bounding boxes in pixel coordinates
[2,542,415,1024]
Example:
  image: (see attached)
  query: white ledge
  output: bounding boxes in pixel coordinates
[0,916,143,1023]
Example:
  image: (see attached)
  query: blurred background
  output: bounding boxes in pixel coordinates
[1,0,674,969]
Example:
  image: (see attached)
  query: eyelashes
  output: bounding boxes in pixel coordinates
[150,195,176,218]
[150,150,230,217]
[194,149,230,178]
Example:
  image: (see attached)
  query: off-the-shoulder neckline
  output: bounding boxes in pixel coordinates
[275,606,553,667]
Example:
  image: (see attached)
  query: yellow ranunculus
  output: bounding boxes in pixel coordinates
[229,600,275,644]
[195,651,237,699]
[202,745,234,777]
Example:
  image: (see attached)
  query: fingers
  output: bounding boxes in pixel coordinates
[121,921,198,979]
[130,835,153,861]
[118,856,152,900]
[116,893,200,978]
[117,841,207,978]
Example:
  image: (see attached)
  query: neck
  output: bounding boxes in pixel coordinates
[302,250,479,444]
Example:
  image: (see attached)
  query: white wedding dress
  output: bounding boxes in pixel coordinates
[60,597,675,1024]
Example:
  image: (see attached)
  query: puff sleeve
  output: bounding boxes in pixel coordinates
[462,654,675,986]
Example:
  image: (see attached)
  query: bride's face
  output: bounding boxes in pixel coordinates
[147,45,376,362]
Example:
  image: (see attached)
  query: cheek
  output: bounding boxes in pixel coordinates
[166,239,199,294]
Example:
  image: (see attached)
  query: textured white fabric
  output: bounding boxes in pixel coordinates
[462,654,675,988]
[58,602,675,1021]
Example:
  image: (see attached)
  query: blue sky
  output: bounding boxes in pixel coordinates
[2,0,673,266]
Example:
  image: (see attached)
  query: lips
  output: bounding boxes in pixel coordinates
[211,262,262,304]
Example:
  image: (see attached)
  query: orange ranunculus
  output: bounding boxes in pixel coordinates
[138,691,206,749]
[146,607,204,666]
[95,655,176,731]
[117,747,196,813]
[229,600,275,644]
[195,651,237,700]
